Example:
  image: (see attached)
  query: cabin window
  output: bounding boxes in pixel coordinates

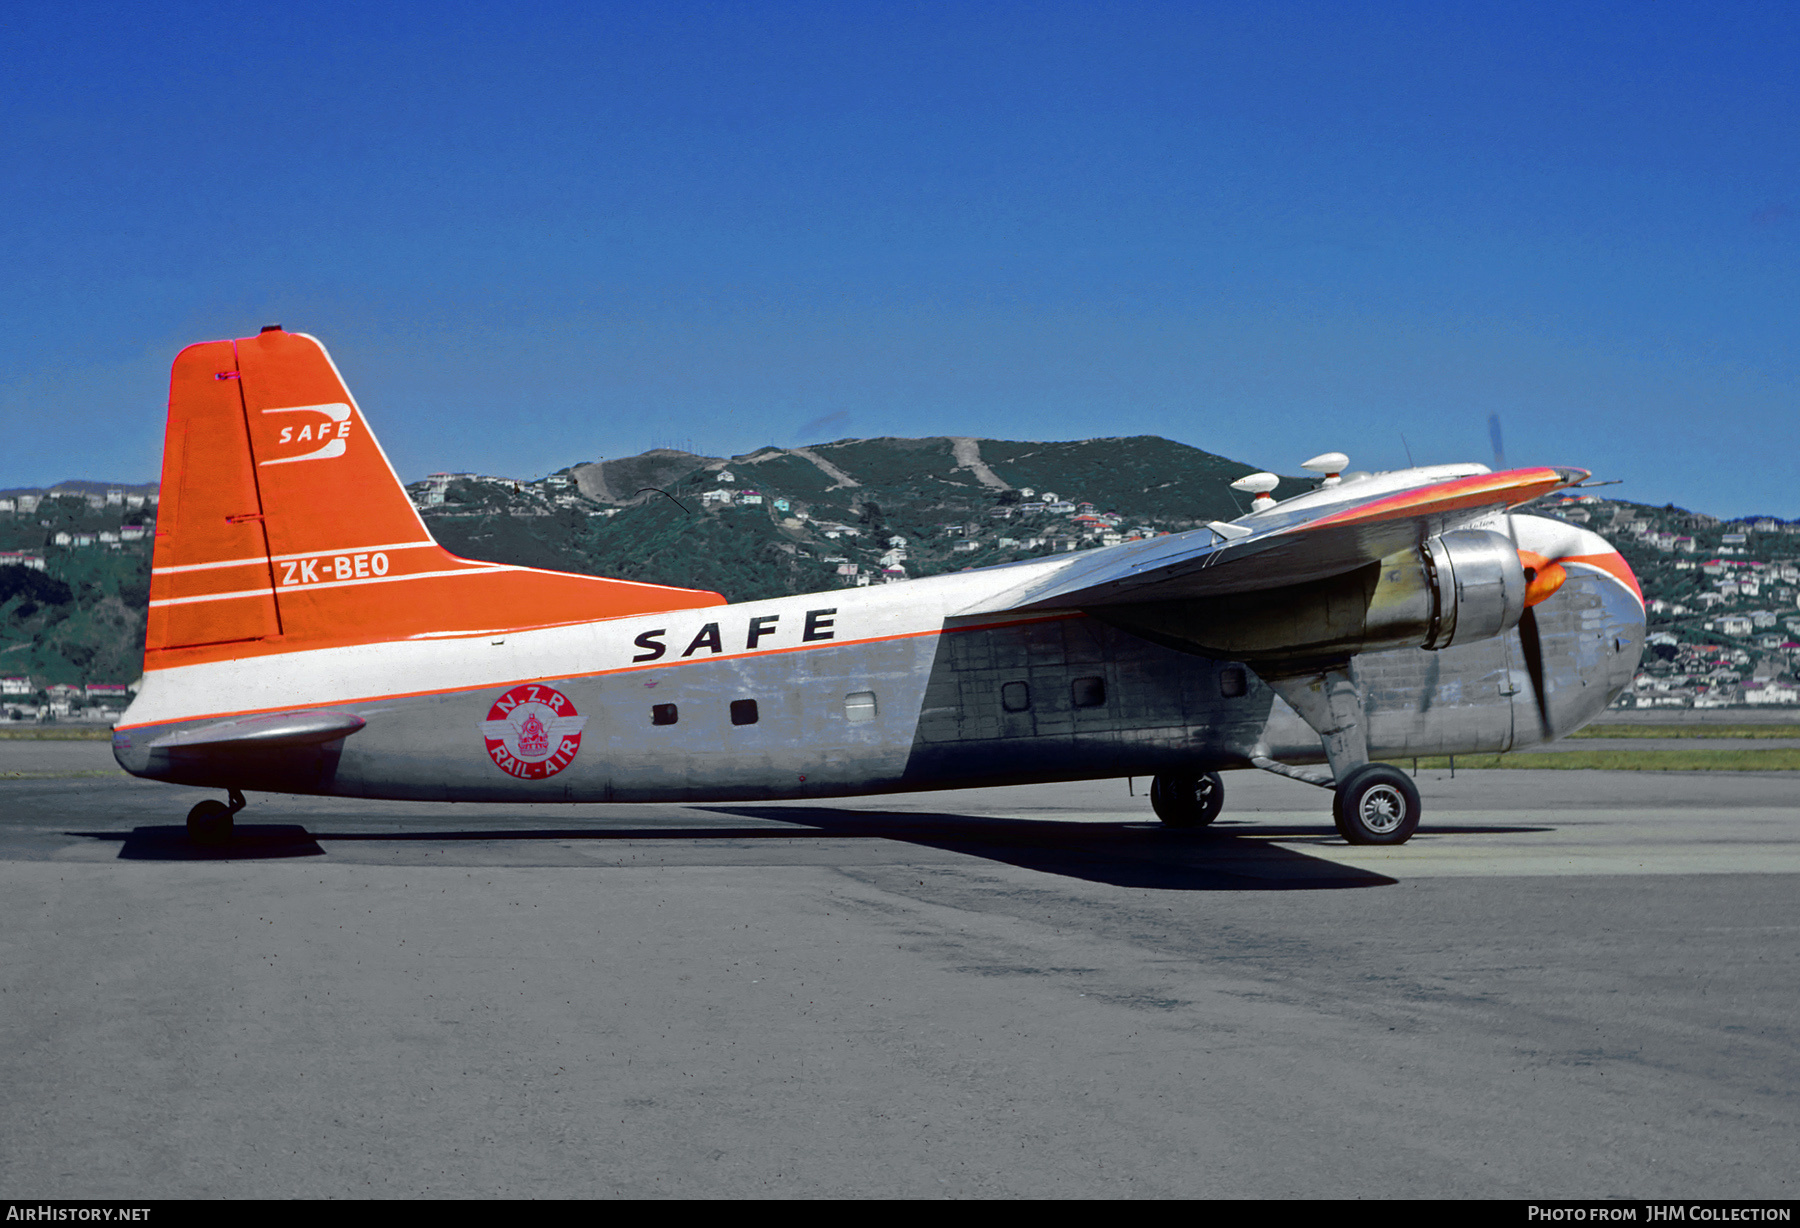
[1001,681,1031,712]
[730,699,760,726]
[651,703,678,726]
[845,691,877,723]
[1071,676,1106,707]
[1220,667,1247,699]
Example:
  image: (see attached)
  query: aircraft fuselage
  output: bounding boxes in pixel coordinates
[113,551,1643,803]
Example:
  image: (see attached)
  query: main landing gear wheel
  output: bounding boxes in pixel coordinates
[1332,764,1421,845]
[1150,771,1225,828]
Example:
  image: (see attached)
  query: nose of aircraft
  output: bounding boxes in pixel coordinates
[1507,516,1646,743]
[1592,554,1647,707]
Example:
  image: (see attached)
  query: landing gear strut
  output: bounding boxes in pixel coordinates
[1150,771,1225,828]
[187,788,245,846]
[1255,662,1424,845]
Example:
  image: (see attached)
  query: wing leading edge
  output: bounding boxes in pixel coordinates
[967,466,1586,615]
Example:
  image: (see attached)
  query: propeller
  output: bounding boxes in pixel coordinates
[1515,603,1552,738]
[1513,542,1574,739]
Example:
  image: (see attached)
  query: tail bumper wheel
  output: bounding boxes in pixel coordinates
[187,799,233,846]
[1332,764,1421,845]
[1149,771,1226,828]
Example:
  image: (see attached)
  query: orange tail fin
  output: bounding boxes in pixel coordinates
[147,328,722,664]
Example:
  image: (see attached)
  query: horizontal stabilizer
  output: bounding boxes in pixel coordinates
[147,709,367,752]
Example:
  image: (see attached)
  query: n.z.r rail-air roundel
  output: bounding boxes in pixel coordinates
[480,684,588,779]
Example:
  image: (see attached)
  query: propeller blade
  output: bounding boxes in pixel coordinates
[1517,604,1553,739]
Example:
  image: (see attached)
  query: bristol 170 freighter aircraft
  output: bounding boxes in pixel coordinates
[113,328,1645,847]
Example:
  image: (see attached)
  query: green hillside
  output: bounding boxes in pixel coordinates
[421,435,1271,601]
[982,437,1263,522]
[0,494,151,690]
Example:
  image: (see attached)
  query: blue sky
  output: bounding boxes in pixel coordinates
[4,1,1797,515]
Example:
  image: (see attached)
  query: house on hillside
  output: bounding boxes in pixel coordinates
[1743,680,1799,705]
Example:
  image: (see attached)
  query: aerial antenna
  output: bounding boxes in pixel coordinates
[1399,434,1415,467]
[1488,414,1506,470]
[1229,472,1281,512]
[1302,452,1349,487]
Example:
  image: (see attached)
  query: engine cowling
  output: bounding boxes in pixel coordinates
[1419,529,1529,649]
[1092,528,1527,661]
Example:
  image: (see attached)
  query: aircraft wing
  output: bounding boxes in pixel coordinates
[969,466,1585,613]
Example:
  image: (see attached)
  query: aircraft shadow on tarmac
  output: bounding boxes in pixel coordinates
[63,809,1548,889]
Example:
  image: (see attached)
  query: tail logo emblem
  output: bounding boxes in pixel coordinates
[479,684,588,779]
[259,403,354,466]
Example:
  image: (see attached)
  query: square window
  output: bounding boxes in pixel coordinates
[1001,681,1031,712]
[845,691,877,722]
[651,703,678,726]
[1071,676,1106,707]
[730,699,759,726]
[1220,667,1247,699]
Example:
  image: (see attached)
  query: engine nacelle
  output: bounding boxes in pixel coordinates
[1419,529,1529,649]
[1093,528,1527,661]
